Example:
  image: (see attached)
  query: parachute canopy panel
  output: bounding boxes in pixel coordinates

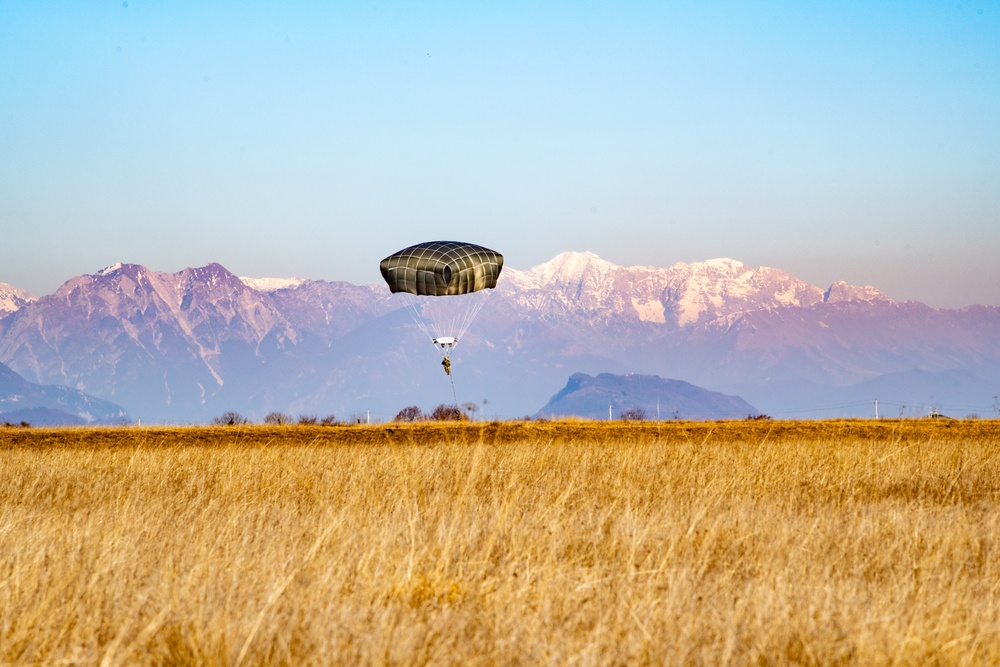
[380,241,504,296]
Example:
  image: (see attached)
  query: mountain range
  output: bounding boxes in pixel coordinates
[1,253,999,423]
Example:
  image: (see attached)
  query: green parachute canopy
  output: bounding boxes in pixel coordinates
[379,241,504,296]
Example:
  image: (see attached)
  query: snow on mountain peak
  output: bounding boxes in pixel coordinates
[97,263,124,277]
[501,252,863,328]
[696,258,750,274]
[824,281,889,304]
[515,251,615,286]
[0,282,36,317]
[240,276,307,293]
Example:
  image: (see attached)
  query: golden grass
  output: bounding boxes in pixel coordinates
[1,420,998,665]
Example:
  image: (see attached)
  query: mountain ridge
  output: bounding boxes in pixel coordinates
[500,252,890,329]
[0,360,130,425]
[1,252,996,422]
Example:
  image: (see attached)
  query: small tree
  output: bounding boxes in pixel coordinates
[264,411,293,425]
[297,414,318,425]
[619,407,647,421]
[430,404,462,421]
[394,406,424,422]
[320,414,339,426]
[212,411,248,426]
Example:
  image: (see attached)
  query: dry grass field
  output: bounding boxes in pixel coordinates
[1,420,998,665]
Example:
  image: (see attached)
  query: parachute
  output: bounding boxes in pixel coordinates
[380,240,503,296]
[380,241,503,375]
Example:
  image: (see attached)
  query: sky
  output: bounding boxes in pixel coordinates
[1,1,998,308]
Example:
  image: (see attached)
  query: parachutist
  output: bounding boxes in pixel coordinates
[380,241,503,382]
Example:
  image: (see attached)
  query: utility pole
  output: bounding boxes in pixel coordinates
[609,403,613,421]
[874,399,879,420]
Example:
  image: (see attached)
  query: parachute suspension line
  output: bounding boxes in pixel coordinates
[454,289,492,342]
[398,289,494,360]
[401,299,436,347]
[401,294,460,407]
[430,288,492,352]
[449,369,459,415]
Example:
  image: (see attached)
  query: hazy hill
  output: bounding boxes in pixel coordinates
[536,373,758,420]
[0,361,130,425]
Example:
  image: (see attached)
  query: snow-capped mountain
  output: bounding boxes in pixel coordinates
[0,282,35,318]
[501,252,887,330]
[0,253,997,422]
[239,276,306,293]
[0,263,302,420]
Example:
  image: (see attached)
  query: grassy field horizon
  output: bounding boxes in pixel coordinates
[2,420,997,665]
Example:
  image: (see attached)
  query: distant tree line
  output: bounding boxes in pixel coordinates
[209,403,474,427]
[393,404,463,422]
[211,411,341,426]
[210,404,694,425]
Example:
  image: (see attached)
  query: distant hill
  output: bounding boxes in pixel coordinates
[536,372,759,420]
[0,406,89,426]
[0,361,130,426]
[809,368,1000,419]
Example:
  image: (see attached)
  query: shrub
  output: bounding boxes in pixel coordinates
[297,414,318,425]
[320,414,339,426]
[394,406,424,422]
[212,411,248,426]
[429,404,462,421]
[619,407,646,421]
[264,412,294,425]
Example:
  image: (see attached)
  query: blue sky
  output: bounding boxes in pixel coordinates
[2,1,998,307]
